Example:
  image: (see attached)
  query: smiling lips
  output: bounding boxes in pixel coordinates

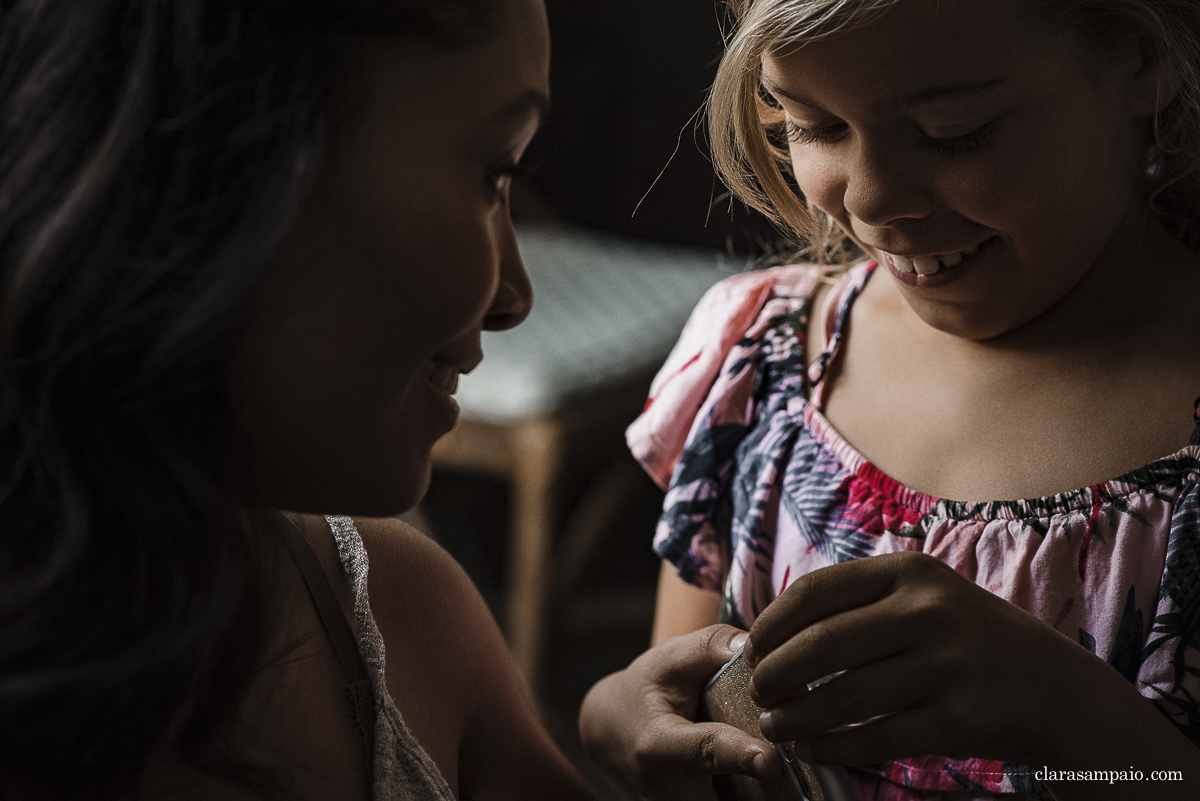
[884,242,982,276]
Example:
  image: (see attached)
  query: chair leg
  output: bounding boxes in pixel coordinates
[505,416,562,691]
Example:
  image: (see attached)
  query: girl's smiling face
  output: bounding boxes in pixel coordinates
[231,0,549,516]
[763,0,1169,340]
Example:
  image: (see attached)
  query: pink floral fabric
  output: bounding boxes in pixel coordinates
[628,261,1200,800]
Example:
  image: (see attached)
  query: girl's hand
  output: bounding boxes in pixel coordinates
[743,551,1106,767]
[578,624,782,801]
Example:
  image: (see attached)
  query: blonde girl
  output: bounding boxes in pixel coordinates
[582,1,1200,799]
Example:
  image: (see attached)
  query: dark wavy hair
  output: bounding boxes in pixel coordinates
[0,0,493,797]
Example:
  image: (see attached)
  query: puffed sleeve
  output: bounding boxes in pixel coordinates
[1139,479,1200,743]
[626,264,823,591]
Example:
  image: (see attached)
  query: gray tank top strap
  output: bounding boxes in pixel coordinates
[274,512,376,779]
[324,516,456,801]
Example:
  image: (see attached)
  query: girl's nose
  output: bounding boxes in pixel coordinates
[841,140,935,228]
[483,224,533,332]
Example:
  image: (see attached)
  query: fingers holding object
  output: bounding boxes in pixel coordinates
[756,653,932,743]
[749,599,911,708]
[745,554,909,666]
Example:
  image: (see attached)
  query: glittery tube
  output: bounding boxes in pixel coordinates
[701,649,833,801]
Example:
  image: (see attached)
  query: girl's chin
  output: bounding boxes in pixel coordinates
[896,290,1030,343]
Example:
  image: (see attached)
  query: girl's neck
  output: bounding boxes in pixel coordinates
[823,202,1200,501]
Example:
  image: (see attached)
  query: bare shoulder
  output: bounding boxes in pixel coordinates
[342,516,488,792]
[350,516,592,801]
[350,516,509,677]
[351,515,478,621]
[351,517,493,686]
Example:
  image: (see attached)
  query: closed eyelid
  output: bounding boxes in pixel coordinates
[920,113,999,137]
[766,73,1007,129]
[780,102,843,126]
[782,99,997,125]
[784,118,842,137]
[768,78,1005,112]
[784,114,999,155]
[784,119,845,145]
[784,108,999,134]
[917,118,999,154]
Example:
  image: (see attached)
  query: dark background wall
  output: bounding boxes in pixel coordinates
[517,0,775,252]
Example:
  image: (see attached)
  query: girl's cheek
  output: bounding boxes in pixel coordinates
[790,150,848,224]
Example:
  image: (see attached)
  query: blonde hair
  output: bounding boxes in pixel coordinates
[709,0,1200,264]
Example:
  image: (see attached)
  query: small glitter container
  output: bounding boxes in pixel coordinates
[701,647,856,801]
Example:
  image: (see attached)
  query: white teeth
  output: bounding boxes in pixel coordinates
[939,251,964,268]
[886,244,981,276]
[912,256,940,275]
[429,363,460,394]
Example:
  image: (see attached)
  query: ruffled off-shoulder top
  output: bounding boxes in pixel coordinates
[628,261,1200,800]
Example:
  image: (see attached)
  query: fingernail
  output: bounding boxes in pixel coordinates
[751,751,769,778]
[743,636,756,666]
[758,710,774,739]
[730,632,748,654]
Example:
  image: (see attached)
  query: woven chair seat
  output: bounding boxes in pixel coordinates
[456,222,733,421]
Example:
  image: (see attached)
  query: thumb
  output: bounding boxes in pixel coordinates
[649,717,783,780]
[655,624,748,684]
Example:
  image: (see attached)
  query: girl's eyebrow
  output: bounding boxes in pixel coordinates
[893,79,1004,110]
[761,77,1003,112]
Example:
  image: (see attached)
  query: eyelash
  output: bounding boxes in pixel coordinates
[486,159,540,194]
[783,119,998,155]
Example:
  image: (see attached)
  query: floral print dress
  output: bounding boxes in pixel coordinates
[627,261,1200,800]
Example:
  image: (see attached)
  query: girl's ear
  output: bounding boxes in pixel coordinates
[1128,38,1178,117]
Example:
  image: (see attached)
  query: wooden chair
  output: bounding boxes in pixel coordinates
[431,222,729,688]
